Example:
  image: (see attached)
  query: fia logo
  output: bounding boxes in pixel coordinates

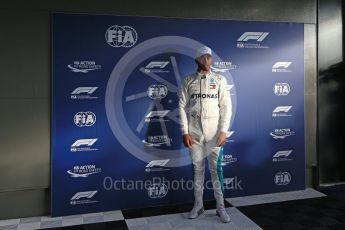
[274,172,291,186]
[147,183,168,198]
[274,83,290,96]
[147,85,168,99]
[74,111,96,127]
[105,25,138,48]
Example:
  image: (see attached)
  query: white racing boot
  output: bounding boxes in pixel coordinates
[188,201,204,219]
[216,204,231,223]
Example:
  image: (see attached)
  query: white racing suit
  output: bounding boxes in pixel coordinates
[179,71,232,206]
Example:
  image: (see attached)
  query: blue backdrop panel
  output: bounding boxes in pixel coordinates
[52,13,304,216]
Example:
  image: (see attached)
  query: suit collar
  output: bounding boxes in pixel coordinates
[196,70,213,78]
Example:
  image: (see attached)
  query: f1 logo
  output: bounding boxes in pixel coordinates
[273,150,293,158]
[145,110,169,118]
[237,32,269,42]
[71,139,98,147]
[273,106,292,113]
[146,159,170,168]
[272,62,291,69]
[71,87,98,95]
[145,61,169,69]
[71,191,97,200]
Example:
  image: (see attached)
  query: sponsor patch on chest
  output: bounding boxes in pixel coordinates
[209,77,217,89]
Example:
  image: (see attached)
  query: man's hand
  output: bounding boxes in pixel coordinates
[216,132,227,147]
[183,134,193,149]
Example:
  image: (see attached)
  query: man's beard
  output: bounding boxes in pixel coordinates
[196,62,211,71]
[199,64,210,71]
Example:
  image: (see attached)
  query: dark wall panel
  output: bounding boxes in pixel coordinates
[318,0,345,184]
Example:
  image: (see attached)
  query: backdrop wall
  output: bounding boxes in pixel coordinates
[0,0,317,219]
[52,13,305,216]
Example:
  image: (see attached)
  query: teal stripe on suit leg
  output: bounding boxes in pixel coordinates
[217,146,224,193]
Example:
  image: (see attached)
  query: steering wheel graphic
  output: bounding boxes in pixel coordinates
[105,36,237,167]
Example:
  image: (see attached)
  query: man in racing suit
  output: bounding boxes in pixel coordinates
[178,46,232,223]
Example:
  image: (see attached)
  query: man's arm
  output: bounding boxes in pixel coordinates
[179,77,193,149]
[178,77,190,135]
[218,76,232,134]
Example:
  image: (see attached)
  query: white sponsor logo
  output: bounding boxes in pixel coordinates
[225,131,235,143]
[272,106,293,117]
[105,25,137,48]
[225,84,234,92]
[147,85,168,99]
[144,61,170,73]
[273,150,293,162]
[274,172,291,186]
[272,62,292,72]
[273,106,292,113]
[71,87,98,99]
[227,131,235,138]
[225,84,235,95]
[67,61,101,73]
[237,32,269,49]
[222,154,237,166]
[145,110,170,122]
[211,61,237,72]
[146,61,169,69]
[145,159,170,172]
[146,159,169,168]
[274,83,290,96]
[238,32,270,42]
[270,129,295,139]
[70,191,98,205]
[223,177,243,190]
[74,111,96,127]
[70,139,98,152]
[67,165,102,178]
[147,183,168,198]
[142,135,172,147]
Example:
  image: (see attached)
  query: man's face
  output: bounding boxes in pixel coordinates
[196,54,213,71]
